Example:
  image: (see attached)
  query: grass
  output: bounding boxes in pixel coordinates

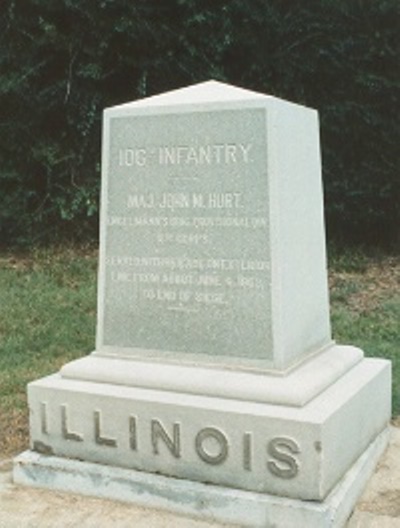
[0,246,97,457]
[0,245,399,458]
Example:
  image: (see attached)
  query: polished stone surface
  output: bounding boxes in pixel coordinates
[95,81,332,372]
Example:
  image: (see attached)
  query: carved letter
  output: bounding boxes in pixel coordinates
[239,143,252,163]
[129,415,137,451]
[267,436,300,479]
[40,401,48,435]
[225,144,237,163]
[61,404,83,442]
[195,427,229,465]
[94,410,117,447]
[243,432,252,471]
[136,148,146,166]
[151,419,181,458]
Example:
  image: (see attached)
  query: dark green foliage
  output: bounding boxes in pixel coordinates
[0,0,399,247]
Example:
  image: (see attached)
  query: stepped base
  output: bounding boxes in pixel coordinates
[19,358,391,501]
[14,427,390,528]
[60,344,362,407]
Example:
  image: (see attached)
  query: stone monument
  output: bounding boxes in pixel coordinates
[14,81,391,527]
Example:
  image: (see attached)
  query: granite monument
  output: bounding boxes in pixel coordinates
[14,81,392,527]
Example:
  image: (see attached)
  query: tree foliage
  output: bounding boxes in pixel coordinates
[0,0,398,246]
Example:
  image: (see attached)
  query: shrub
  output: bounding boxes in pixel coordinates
[0,0,398,247]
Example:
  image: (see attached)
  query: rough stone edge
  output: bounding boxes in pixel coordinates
[12,427,390,528]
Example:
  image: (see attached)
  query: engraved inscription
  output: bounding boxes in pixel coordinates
[157,143,252,166]
[40,401,48,435]
[267,437,300,479]
[118,148,146,167]
[243,432,253,471]
[151,419,181,458]
[94,410,117,447]
[102,108,272,364]
[38,403,302,479]
[61,404,83,442]
[195,427,229,465]
[127,192,243,210]
[118,143,252,168]
[129,415,138,451]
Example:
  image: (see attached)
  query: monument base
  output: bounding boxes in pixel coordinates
[18,357,390,502]
[60,344,363,407]
[14,427,389,528]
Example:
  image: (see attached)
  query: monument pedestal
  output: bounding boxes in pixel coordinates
[60,344,363,407]
[15,355,390,526]
[15,347,391,528]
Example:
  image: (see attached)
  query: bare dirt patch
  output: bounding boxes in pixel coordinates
[0,407,29,460]
[329,256,400,313]
[355,427,400,518]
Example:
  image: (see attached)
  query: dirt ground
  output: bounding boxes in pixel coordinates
[328,255,400,313]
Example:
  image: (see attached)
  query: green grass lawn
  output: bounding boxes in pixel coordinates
[0,245,399,457]
[0,246,97,456]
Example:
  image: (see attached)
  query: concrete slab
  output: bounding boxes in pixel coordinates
[0,464,227,528]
